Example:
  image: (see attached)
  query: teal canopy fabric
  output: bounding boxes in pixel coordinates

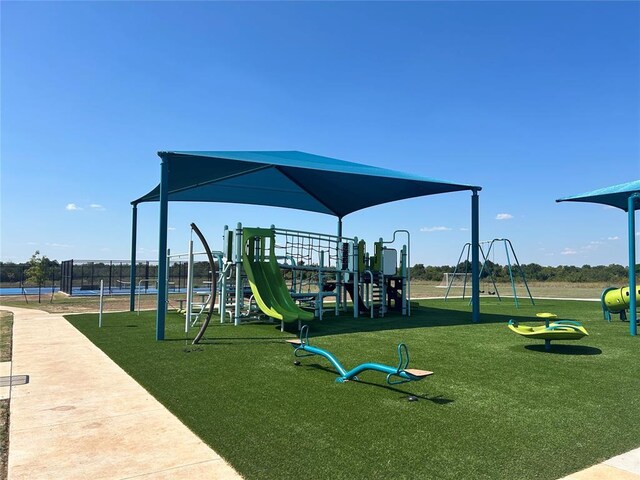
[556,180,640,212]
[133,151,481,217]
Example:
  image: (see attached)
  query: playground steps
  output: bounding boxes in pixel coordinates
[371,272,384,318]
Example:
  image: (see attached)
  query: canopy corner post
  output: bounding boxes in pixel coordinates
[336,216,344,311]
[629,194,638,336]
[129,203,138,311]
[156,158,169,341]
[471,189,480,323]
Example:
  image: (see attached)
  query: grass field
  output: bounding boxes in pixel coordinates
[66,298,640,480]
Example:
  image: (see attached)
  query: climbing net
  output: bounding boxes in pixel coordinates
[273,227,354,294]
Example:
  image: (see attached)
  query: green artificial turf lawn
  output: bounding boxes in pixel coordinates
[67,299,640,479]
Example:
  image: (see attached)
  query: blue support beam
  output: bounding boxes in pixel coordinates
[156,158,169,341]
[629,194,637,336]
[471,190,480,323]
[129,204,138,311]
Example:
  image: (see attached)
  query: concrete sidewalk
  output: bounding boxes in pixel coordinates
[4,306,242,480]
[560,448,640,479]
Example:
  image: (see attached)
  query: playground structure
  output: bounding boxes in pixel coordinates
[508,313,589,351]
[445,238,534,308]
[601,285,640,322]
[176,222,413,335]
[129,150,482,340]
[286,326,433,384]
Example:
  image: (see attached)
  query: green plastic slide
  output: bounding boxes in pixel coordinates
[242,227,314,322]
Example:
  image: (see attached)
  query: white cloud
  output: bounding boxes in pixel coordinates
[561,248,578,256]
[459,227,469,231]
[65,203,82,211]
[495,213,513,220]
[420,226,452,232]
[89,204,106,211]
[608,236,620,241]
[168,227,176,231]
[47,243,72,248]
[27,241,38,245]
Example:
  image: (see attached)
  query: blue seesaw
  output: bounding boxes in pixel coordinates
[286,325,433,384]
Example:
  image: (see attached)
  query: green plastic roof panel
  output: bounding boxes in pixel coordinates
[556,180,640,212]
[133,151,481,217]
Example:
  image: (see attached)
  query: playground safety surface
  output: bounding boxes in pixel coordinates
[2,305,638,480]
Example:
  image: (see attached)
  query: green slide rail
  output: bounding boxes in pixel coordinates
[242,227,314,322]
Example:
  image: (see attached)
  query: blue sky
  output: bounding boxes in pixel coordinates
[1,1,638,267]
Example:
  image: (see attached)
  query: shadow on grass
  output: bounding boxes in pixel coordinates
[299,363,454,405]
[158,303,534,344]
[295,304,518,339]
[163,336,289,344]
[523,344,602,355]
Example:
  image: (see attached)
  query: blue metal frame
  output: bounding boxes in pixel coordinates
[129,204,137,312]
[471,190,480,323]
[629,194,637,336]
[156,158,169,341]
[289,326,430,384]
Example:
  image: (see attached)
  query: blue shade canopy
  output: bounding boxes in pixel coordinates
[556,180,640,212]
[133,151,481,217]
[556,179,639,336]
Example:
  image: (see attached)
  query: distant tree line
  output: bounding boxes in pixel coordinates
[0,257,635,286]
[0,258,213,288]
[410,261,633,284]
[1,255,61,285]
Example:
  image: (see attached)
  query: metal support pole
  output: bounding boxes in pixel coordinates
[471,190,480,323]
[99,280,104,328]
[629,194,637,336]
[234,223,243,326]
[379,236,385,317]
[156,158,169,340]
[318,251,324,320]
[337,217,343,312]
[129,204,138,311]
[353,237,359,319]
[504,241,518,308]
[401,245,407,315]
[186,240,194,333]
[221,226,229,323]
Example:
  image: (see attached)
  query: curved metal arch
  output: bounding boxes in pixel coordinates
[190,222,218,345]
